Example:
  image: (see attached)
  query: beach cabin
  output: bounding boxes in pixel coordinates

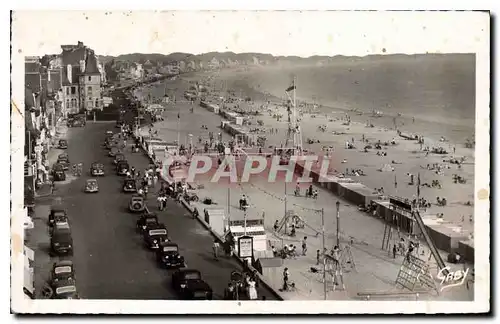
[203,208,226,237]
[228,213,267,253]
[207,103,220,114]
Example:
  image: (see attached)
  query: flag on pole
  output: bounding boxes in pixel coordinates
[285,80,296,92]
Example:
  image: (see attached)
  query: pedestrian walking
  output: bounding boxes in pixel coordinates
[247,278,258,300]
[301,236,308,256]
[392,244,397,259]
[282,267,290,291]
[316,249,320,265]
[213,240,220,260]
[153,174,158,187]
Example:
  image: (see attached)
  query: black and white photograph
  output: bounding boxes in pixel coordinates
[10,9,490,314]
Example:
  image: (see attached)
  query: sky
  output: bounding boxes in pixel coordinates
[12,10,488,57]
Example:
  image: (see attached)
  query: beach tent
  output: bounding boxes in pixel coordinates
[381,164,394,172]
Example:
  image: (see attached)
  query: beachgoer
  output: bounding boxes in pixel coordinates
[302,236,308,256]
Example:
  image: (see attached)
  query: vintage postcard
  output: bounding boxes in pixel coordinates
[10,10,490,314]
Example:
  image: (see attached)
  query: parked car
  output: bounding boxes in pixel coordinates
[48,207,68,227]
[50,223,73,256]
[143,224,168,249]
[156,242,185,269]
[58,139,68,149]
[123,178,137,193]
[84,179,99,193]
[109,147,121,157]
[113,153,126,165]
[116,161,130,176]
[57,153,70,170]
[50,260,75,283]
[171,269,213,300]
[129,195,146,213]
[46,279,79,299]
[90,162,105,176]
[105,130,113,136]
[136,213,159,232]
[52,163,66,181]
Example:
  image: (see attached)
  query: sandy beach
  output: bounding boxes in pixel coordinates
[135,66,475,236]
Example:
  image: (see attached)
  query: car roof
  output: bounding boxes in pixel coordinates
[59,139,67,142]
[58,153,68,157]
[86,179,98,183]
[131,194,143,199]
[160,241,178,247]
[51,206,66,212]
[54,222,70,230]
[125,179,136,183]
[147,223,166,230]
[178,268,201,275]
[55,260,73,267]
[53,279,75,289]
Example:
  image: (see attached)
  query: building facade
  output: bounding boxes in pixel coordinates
[60,41,102,115]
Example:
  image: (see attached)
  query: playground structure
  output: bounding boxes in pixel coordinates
[382,196,448,294]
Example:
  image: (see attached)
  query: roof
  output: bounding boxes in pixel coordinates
[25,61,40,73]
[84,52,100,75]
[257,257,283,268]
[61,46,87,85]
[25,74,41,94]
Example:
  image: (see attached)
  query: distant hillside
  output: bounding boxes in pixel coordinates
[99,52,467,71]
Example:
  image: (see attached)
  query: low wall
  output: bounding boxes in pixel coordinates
[458,240,475,263]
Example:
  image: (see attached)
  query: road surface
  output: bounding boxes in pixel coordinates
[32,117,277,300]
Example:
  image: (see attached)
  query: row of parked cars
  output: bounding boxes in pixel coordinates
[105,128,214,300]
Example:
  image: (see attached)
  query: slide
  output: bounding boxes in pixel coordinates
[412,210,448,275]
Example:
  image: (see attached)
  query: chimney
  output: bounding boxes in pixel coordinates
[67,64,72,83]
[80,60,85,73]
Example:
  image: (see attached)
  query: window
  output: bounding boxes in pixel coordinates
[88,101,93,108]
[88,76,91,81]
[66,99,70,108]
[95,99,99,108]
[66,87,69,95]
[71,87,76,94]
[71,98,77,108]
[88,86,92,96]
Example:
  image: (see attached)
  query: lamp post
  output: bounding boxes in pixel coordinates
[336,201,340,247]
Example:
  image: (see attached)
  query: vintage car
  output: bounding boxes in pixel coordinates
[105,130,113,136]
[171,269,213,300]
[56,153,70,170]
[109,146,122,157]
[52,163,66,181]
[84,179,99,193]
[136,213,159,232]
[143,224,168,249]
[45,279,79,299]
[116,161,130,176]
[67,115,86,128]
[156,242,185,269]
[50,223,73,256]
[129,195,146,213]
[58,139,68,149]
[89,162,105,176]
[123,178,137,193]
[48,207,68,227]
[50,260,75,283]
[113,153,126,165]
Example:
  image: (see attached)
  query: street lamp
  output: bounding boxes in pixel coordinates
[336,201,340,247]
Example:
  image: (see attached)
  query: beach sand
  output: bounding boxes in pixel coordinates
[135,68,475,235]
